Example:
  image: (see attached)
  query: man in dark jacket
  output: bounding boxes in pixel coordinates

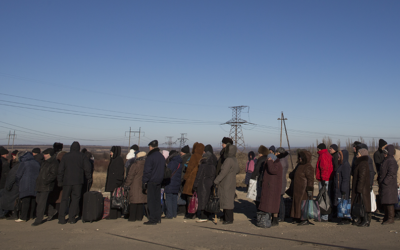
[142,140,165,225]
[374,139,387,180]
[57,141,92,224]
[329,144,339,217]
[32,148,59,226]
[0,146,10,218]
[32,148,44,165]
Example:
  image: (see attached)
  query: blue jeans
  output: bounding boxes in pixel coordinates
[165,193,178,219]
[319,181,329,221]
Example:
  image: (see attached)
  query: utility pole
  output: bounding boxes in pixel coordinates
[8,130,11,147]
[125,127,144,149]
[8,130,16,149]
[12,130,16,149]
[222,106,253,153]
[277,112,287,147]
[176,133,188,149]
[281,113,294,170]
[164,136,176,150]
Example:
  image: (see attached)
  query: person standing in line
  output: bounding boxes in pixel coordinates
[315,143,333,222]
[178,145,191,215]
[125,144,139,177]
[163,150,182,219]
[251,145,269,211]
[57,141,92,224]
[334,150,351,225]
[216,137,233,177]
[276,147,289,222]
[32,148,44,165]
[269,146,276,155]
[244,151,256,192]
[0,146,10,219]
[214,144,240,224]
[46,142,64,221]
[142,140,165,225]
[329,144,339,218]
[9,150,18,169]
[32,148,58,226]
[374,139,388,181]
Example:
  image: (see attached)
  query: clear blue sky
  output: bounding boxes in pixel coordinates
[0,0,399,149]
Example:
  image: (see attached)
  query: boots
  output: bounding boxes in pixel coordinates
[358,213,370,227]
[382,205,395,225]
[271,216,279,227]
[382,205,388,223]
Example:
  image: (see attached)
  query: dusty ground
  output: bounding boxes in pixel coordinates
[1,187,399,250]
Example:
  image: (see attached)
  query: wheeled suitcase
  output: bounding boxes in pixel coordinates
[82,191,104,223]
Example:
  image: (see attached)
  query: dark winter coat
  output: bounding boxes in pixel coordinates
[48,151,65,204]
[290,150,314,219]
[15,152,40,198]
[0,162,20,211]
[180,152,192,181]
[57,142,92,186]
[277,152,289,195]
[258,157,283,214]
[35,155,59,192]
[33,153,44,165]
[214,144,239,210]
[105,146,125,192]
[125,156,147,204]
[332,151,339,172]
[351,156,372,213]
[193,152,217,211]
[182,142,205,195]
[0,157,10,189]
[251,155,268,181]
[316,149,333,181]
[142,148,165,185]
[352,152,376,187]
[378,145,399,205]
[333,150,351,206]
[164,153,183,194]
[215,143,230,177]
[374,148,385,180]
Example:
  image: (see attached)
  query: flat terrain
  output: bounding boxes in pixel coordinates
[1,188,399,250]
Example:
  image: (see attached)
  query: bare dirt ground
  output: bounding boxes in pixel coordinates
[1,187,400,250]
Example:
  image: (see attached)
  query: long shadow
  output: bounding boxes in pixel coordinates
[106,232,185,250]
[234,198,257,225]
[195,226,366,250]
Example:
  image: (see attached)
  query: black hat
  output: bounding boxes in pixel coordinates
[81,148,87,154]
[357,143,368,150]
[169,150,178,156]
[330,144,338,152]
[0,146,9,155]
[269,145,276,153]
[317,143,326,150]
[32,148,41,154]
[379,139,387,149]
[130,144,139,151]
[352,141,361,147]
[43,148,55,156]
[276,147,285,154]
[11,150,19,156]
[148,140,158,147]
[53,142,63,153]
[222,137,233,145]
[181,145,190,154]
[204,144,213,154]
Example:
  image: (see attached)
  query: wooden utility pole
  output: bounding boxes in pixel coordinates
[281,113,294,170]
[125,127,144,149]
[277,112,287,147]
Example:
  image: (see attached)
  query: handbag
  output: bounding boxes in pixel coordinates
[188,192,198,214]
[337,197,351,219]
[246,179,257,200]
[205,186,220,214]
[316,185,331,215]
[370,190,377,212]
[111,186,129,212]
[351,193,365,218]
[256,211,271,228]
[301,195,321,221]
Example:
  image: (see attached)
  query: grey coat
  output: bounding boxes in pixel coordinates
[214,145,239,210]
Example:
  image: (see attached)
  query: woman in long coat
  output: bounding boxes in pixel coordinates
[379,145,399,225]
[193,145,217,222]
[258,153,282,226]
[125,151,147,222]
[163,150,182,219]
[290,150,314,226]
[182,142,205,219]
[105,146,125,219]
[335,150,351,225]
[214,144,240,224]
[352,148,372,227]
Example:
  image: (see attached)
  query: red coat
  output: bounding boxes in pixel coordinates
[315,149,333,181]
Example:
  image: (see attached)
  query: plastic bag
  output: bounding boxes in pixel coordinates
[246,179,257,200]
[188,192,198,214]
[337,198,351,219]
[316,185,331,215]
[301,199,321,221]
[370,191,377,212]
[257,211,271,228]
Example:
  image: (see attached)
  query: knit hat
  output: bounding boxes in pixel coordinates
[53,142,63,153]
[317,143,326,150]
[43,148,55,156]
[181,145,190,154]
[169,150,178,156]
[276,147,285,154]
[148,140,158,147]
[352,141,361,147]
[379,139,387,149]
[258,145,269,156]
[32,148,41,154]
[222,137,233,145]
[11,150,19,156]
[81,148,87,154]
[136,151,146,158]
[330,144,338,152]
[269,145,276,153]
[130,144,139,151]
[358,148,369,156]
[204,144,213,154]
[357,143,368,150]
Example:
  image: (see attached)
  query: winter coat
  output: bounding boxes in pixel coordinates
[35,155,59,192]
[0,162,20,210]
[0,157,10,189]
[48,151,65,204]
[33,153,44,165]
[333,150,351,206]
[290,150,314,219]
[215,144,230,177]
[164,153,183,194]
[258,157,283,214]
[142,148,165,185]
[180,152,192,181]
[105,146,125,192]
[395,149,400,186]
[182,142,205,196]
[378,145,399,204]
[251,155,268,180]
[374,148,385,180]
[316,149,333,181]
[57,142,92,186]
[125,156,147,204]
[246,151,256,173]
[352,152,376,187]
[193,152,217,211]
[352,156,372,213]
[15,152,40,198]
[332,151,339,172]
[277,152,289,195]
[214,144,239,210]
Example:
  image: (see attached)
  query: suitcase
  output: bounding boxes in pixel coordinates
[82,191,104,223]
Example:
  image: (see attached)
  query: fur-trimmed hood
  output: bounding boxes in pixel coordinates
[258,145,269,156]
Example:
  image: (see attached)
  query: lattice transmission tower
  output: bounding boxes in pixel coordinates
[176,133,189,149]
[163,136,176,150]
[222,106,252,152]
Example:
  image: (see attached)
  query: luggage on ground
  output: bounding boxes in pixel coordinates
[82,191,104,223]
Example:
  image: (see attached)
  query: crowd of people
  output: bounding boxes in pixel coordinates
[0,137,399,228]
